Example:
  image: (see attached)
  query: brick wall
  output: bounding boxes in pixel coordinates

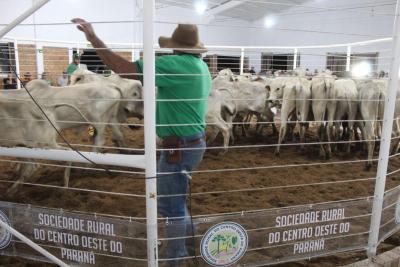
[18,44,37,79]
[43,46,69,86]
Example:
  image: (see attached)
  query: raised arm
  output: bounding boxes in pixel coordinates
[71,18,139,80]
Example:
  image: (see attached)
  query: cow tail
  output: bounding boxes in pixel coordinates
[223,99,236,116]
[219,88,236,116]
[347,94,353,124]
[378,90,384,126]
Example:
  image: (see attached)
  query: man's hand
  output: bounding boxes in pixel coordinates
[71,18,96,41]
[71,17,138,79]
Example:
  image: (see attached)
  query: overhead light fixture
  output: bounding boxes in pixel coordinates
[352,61,372,78]
[194,0,208,14]
[264,16,276,28]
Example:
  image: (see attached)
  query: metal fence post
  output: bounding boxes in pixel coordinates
[143,0,158,266]
[240,47,245,75]
[0,220,69,267]
[0,0,50,39]
[13,39,21,89]
[293,48,298,70]
[35,44,44,79]
[367,0,400,257]
[131,44,136,62]
[346,46,351,72]
[68,45,73,65]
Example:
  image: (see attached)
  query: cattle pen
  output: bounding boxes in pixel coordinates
[2,0,400,267]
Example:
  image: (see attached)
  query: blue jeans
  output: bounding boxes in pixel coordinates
[157,132,206,264]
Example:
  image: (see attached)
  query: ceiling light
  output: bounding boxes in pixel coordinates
[194,0,207,14]
[264,16,276,28]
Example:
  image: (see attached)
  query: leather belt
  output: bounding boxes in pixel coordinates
[161,135,204,148]
[183,136,204,146]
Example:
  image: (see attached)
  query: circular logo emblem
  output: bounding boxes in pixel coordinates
[200,222,248,267]
[0,210,11,250]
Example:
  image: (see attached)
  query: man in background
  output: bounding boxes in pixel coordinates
[41,72,52,85]
[58,71,68,86]
[21,72,32,87]
[249,66,256,74]
[3,73,17,90]
[67,53,80,76]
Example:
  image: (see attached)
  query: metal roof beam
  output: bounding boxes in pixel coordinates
[206,0,247,16]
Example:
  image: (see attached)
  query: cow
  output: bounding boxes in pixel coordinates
[68,69,143,150]
[212,74,270,144]
[331,79,358,154]
[248,77,276,136]
[0,90,74,194]
[311,71,336,159]
[357,79,400,169]
[267,76,311,156]
[206,90,234,151]
[212,69,236,90]
[1,78,142,192]
[26,79,142,152]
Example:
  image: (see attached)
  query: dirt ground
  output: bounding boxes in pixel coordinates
[0,120,400,266]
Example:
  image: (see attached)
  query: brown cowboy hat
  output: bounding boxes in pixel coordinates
[158,24,207,54]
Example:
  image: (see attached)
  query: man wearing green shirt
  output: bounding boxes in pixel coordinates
[66,53,80,77]
[72,18,211,266]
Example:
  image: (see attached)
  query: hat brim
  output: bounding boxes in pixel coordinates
[159,36,207,54]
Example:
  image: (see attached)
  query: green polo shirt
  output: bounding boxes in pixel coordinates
[135,54,211,138]
[66,63,79,75]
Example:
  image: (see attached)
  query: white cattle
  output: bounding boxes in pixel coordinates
[239,76,276,137]
[206,90,235,151]
[212,69,236,89]
[69,69,143,149]
[0,91,74,194]
[27,79,143,152]
[311,71,336,159]
[331,79,358,154]
[254,77,276,134]
[209,69,273,146]
[357,79,400,169]
[218,77,269,143]
[267,76,311,155]
[217,68,235,78]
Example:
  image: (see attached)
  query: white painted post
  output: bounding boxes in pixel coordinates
[367,0,400,257]
[68,46,73,64]
[346,46,351,72]
[31,5,43,79]
[293,48,298,70]
[131,44,136,62]
[240,47,245,75]
[13,39,21,89]
[0,147,146,169]
[0,220,69,267]
[143,0,158,266]
[35,44,44,79]
[76,43,80,68]
[0,0,50,39]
